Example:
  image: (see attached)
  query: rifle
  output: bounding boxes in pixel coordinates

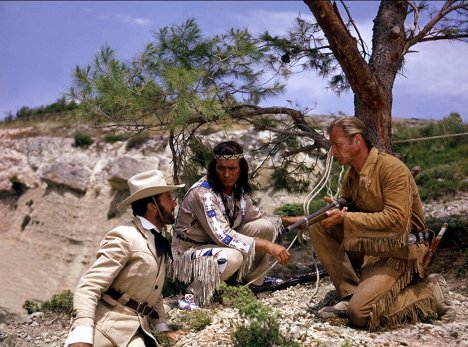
[287,198,348,231]
[423,222,449,273]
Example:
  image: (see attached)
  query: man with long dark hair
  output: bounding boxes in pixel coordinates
[172,141,303,309]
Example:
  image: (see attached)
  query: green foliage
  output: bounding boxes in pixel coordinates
[22,299,41,314]
[179,309,213,332]
[103,133,127,143]
[218,284,298,347]
[41,289,74,313]
[22,290,73,315]
[125,132,149,150]
[274,203,304,217]
[14,97,78,120]
[21,214,31,230]
[426,216,468,251]
[73,130,94,147]
[393,113,468,201]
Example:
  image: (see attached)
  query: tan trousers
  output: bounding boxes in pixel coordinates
[187,218,276,296]
[309,223,435,330]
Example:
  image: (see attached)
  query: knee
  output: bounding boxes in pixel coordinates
[346,301,369,329]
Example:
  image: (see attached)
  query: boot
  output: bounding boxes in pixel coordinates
[427,274,456,323]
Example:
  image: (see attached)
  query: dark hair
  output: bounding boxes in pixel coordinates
[131,194,160,217]
[327,116,373,149]
[207,141,251,198]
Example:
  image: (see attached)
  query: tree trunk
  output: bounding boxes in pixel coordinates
[304,0,409,153]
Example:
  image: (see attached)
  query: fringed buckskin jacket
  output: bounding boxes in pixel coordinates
[66,217,169,347]
[171,177,281,303]
[341,147,428,276]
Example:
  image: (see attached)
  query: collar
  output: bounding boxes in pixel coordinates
[136,215,160,234]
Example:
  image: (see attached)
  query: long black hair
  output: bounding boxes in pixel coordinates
[207,141,252,199]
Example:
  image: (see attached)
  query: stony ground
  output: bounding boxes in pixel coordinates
[1,194,466,347]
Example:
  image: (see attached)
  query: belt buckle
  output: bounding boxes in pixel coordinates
[136,301,148,316]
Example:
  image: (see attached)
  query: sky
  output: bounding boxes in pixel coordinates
[1,1,467,122]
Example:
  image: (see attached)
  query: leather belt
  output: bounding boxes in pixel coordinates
[175,232,206,245]
[104,288,159,319]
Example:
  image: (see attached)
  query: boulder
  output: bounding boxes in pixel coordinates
[107,155,159,190]
[39,162,91,193]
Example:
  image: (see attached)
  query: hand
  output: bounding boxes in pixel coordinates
[69,344,92,347]
[164,329,186,341]
[320,206,347,229]
[267,242,290,265]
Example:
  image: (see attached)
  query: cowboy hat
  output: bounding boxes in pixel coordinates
[117,170,184,211]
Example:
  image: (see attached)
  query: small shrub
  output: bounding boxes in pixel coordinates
[74,130,94,147]
[179,309,212,332]
[41,289,74,314]
[126,132,149,150]
[22,299,41,314]
[26,199,34,207]
[274,203,304,217]
[218,284,298,347]
[21,214,31,230]
[103,133,127,143]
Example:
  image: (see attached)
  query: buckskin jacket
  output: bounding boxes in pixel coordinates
[341,147,428,276]
[171,177,281,304]
[66,217,169,347]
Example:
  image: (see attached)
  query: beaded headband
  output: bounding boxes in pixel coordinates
[214,153,244,160]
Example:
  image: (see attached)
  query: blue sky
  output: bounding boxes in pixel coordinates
[1,1,467,121]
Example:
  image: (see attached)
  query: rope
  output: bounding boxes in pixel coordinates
[393,132,468,144]
[243,150,336,300]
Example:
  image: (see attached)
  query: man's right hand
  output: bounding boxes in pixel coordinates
[254,238,290,264]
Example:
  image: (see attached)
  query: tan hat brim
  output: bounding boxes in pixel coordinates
[117,184,185,211]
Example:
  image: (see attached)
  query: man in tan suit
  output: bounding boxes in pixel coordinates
[64,170,185,347]
[308,117,455,331]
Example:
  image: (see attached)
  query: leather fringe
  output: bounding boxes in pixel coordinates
[377,297,437,331]
[367,271,413,331]
[343,233,407,253]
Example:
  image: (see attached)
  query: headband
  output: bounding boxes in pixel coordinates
[214,153,244,160]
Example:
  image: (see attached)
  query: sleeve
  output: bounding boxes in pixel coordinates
[342,160,412,252]
[70,229,131,327]
[242,194,265,223]
[186,187,255,255]
[149,292,168,326]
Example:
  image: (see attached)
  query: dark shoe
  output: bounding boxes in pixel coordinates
[427,274,456,323]
[317,300,349,319]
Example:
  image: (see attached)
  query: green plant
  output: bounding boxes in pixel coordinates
[126,132,149,150]
[21,214,31,230]
[274,203,304,217]
[26,199,34,207]
[271,167,309,193]
[218,284,298,346]
[22,299,41,314]
[103,133,127,143]
[73,130,94,147]
[41,289,74,313]
[179,309,212,332]
[1,334,17,347]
